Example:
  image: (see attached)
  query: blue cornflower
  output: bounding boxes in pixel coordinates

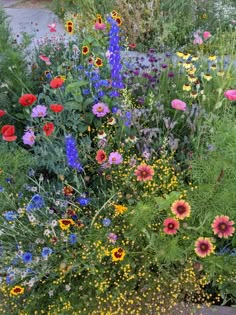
[69,233,77,245]
[28,169,35,177]
[102,218,111,227]
[6,272,15,284]
[65,135,83,172]
[22,252,33,264]
[3,211,17,221]
[76,196,90,207]
[97,90,105,98]
[26,194,45,212]
[0,185,4,192]
[5,178,13,184]
[41,247,53,258]
[82,88,90,95]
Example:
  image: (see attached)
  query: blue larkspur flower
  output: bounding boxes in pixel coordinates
[3,211,18,221]
[69,233,77,245]
[102,218,111,227]
[22,252,33,264]
[41,247,53,258]
[26,194,45,212]
[65,135,83,172]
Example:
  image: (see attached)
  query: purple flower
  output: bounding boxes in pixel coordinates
[108,233,117,244]
[102,218,111,227]
[22,130,35,146]
[31,105,47,118]
[108,152,123,165]
[92,103,110,117]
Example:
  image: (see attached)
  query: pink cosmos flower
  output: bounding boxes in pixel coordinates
[193,36,203,45]
[31,105,47,118]
[39,55,51,65]
[94,21,106,30]
[134,164,154,181]
[203,31,211,39]
[22,130,35,146]
[108,152,123,165]
[211,215,235,238]
[163,218,180,235]
[171,99,187,111]
[224,90,236,101]
[92,103,110,117]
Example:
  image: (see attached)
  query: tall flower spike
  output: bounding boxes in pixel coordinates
[65,135,83,172]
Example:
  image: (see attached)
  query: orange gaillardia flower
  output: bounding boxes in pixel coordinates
[134,164,154,181]
[163,218,180,235]
[63,186,74,196]
[94,57,103,67]
[58,218,75,230]
[96,149,107,164]
[66,21,74,34]
[82,46,89,55]
[211,215,235,238]
[171,200,191,220]
[10,286,24,296]
[111,247,125,261]
[194,237,215,258]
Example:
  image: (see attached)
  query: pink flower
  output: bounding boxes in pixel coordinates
[92,103,110,117]
[134,164,154,181]
[203,31,211,39]
[22,130,35,146]
[108,152,123,165]
[211,215,235,238]
[39,55,51,65]
[31,105,47,118]
[224,90,236,101]
[171,99,187,111]
[94,22,106,30]
[48,23,56,32]
[193,36,203,45]
[163,218,180,235]
[195,237,214,258]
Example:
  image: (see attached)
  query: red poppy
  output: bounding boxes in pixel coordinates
[50,78,64,89]
[43,122,54,136]
[1,125,17,141]
[0,110,6,117]
[19,94,37,106]
[50,104,64,113]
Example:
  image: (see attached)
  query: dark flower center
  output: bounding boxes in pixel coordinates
[168,223,174,229]
[141,171,147,177]
[177,205,186,214]
[218,223,227,231]
[114,248,123,258]
[14,288,22,293]
[200,243,208,251]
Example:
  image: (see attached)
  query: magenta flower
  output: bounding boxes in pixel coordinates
[193,36,203,45]
[22,130,35,146]
[108,152,123,165]
[92,103,110,117]
[94,22,106,30]
[31,105,47,118]
[171,99,187,111]
[203,31,211,39]
[224,90,236,101]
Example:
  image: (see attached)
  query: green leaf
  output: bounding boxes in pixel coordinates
[15,113,26,119]
[65,101,82,111]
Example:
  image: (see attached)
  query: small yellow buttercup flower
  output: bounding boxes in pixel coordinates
[114,204,128,215]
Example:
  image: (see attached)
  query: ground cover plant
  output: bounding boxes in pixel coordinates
[0,6,236,315]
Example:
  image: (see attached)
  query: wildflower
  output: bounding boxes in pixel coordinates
[0,186,4,192]
[76,196,90,206]
[69,233,77,244]
[65,20,73,34]
[39,54,51,65]
[48,23,56,32]
[195,237,215,258]
[10,286,24,296]
[63,186,74,196]
[114,204,128,215]
[212,216,235,238]
[82,46,89,55]
[58,219,75,230]
[65,135,83,172]
[0,110,6,117]
[208,55,216,61]
[210,64,217,70]
[183,84,191,91]
[22,130,35,146]
[176,51,184,58]
[19,94,37,106]
[43,122,54,136]
[26,194,45,211]
[1,125,17,141]
[224,90,236,101]
[115,16,122,26]
[22,252,33,264]
[203,73,212,81]
[128,43,136,49]
[50,104,64,113]
[107,117,116,125]
[50,77,64,88]
[163,218,180,235]
[94,58,103,67]
[92,103,110,117]
[188,75,197,83]
[182,52,190,60]
[193,36,203,45]
[94,21,106,30]
[134,164,154,181]
[96,149,107,164]
[171,200,191,220]
[217,70,224,77]
[108,152,123,165]
[102,218,111,227]
[111,247,125,261]
[41,247,53,258]
[171,99,187,111]
[203,31,211,39]
[3,210,18,221]
[31,105,47,118]
[190,91,198,99]
[108,233,117,244]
